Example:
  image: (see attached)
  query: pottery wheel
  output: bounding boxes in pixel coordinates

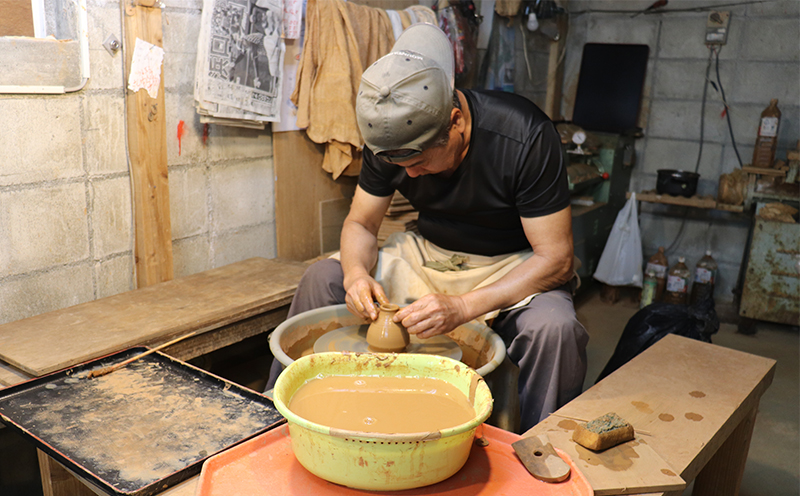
[313,324,463,361]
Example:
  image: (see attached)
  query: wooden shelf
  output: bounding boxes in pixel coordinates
[627,191,744,213]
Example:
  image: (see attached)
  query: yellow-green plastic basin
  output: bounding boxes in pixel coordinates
[272,352,494,491]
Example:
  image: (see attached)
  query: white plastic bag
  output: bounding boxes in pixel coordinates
[593,193,643,287]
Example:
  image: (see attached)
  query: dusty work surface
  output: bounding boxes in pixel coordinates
[0,348,284,496]
[196,423,592,496]
[525,334,777,495]
[0,257,307,376]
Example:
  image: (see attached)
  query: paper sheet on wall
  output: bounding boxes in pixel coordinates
[128,38,164,98]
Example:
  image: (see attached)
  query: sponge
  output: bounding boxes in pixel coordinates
[572,412,635,451]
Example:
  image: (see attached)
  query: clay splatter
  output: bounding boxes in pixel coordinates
[685,412,704,422]
[631,401,654,414]
[662,469,677,476]
[658,413,674,422]
[558,419,578,430]
[689,391,706,398]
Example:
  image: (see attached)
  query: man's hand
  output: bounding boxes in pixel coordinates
[344,274,389,322]
[394,294,469,339]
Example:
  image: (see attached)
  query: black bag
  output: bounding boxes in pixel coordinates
[596,295,720,383]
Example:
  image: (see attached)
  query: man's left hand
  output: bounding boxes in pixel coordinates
[394,294,469,339]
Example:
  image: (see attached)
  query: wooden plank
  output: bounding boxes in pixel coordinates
[274,131,357,261]
[38,451,96,496]
[544,14,569,120]
[0,0,35,37]
[524,335,776,496]
[743,166,786,177]
[0,358,32,387]
[123,4,174,287]
[0,258,306,376]
[628,191,718,209]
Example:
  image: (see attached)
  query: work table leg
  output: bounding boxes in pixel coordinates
[692,405,759,496]
[38,450,96,496]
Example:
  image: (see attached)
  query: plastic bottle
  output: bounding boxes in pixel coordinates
[645,247,669,302]
[752,99,781,168]
[690,251,718,305]
[640,268,658,309]
[664,257,691,305]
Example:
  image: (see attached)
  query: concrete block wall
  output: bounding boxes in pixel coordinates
[517,0,799,303]
[0,1,277,325]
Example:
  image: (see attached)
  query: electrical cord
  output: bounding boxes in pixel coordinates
[714,46,745,168]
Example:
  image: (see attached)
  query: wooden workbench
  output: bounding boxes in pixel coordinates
[0,257,308,496]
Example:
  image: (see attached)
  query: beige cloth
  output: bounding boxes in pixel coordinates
[291,0,395,178]
[333,232,539,323]
[495,0,523,17]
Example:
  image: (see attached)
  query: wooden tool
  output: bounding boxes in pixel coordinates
[87,331,197,378]
[512,433,571,483]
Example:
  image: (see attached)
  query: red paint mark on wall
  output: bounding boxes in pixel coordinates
[177,120,186,156]
[202,123,209,146]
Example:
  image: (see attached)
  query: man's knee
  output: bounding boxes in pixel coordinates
[298,258,343,290]
[515,294,587,348]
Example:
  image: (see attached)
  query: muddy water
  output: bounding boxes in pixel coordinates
[288,376,475,433]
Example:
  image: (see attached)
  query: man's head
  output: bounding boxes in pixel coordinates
[356,23,455,165]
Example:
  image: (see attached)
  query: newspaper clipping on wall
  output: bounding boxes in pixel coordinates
[194,0,285,128]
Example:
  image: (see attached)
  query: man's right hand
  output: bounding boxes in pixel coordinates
[344,274,389,322]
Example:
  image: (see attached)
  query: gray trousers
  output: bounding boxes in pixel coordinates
[267,258,589,432]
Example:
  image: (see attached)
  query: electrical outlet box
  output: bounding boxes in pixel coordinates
[705,11,730,45]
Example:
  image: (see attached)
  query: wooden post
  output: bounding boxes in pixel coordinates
[544,14,569,121]
[37,451,95,496]
[123,1,174,287]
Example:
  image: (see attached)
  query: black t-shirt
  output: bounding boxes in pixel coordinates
[358,89,570,256]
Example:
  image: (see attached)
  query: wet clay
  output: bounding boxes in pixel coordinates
[658,413,675,422]
[689,390,706,398]
[576,439,641,471]
[662,469,677,476]
[366,304,409,353]
[289,376,475,433]
[685,412,704,422]
[558,419,578,430]
[631,401,654,414]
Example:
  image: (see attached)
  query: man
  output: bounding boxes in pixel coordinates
[268,23,587,432]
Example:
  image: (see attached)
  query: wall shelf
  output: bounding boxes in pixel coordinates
[627,191,744,213]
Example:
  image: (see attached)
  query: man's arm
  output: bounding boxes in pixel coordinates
[395,206,574,338]
[340,185,393,321]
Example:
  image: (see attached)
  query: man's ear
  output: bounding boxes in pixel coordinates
[451,108,466,133]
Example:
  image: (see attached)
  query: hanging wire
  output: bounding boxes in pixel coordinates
[714,46,745,168]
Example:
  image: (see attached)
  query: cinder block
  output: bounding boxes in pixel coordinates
[169,166,208,239]
[721,143,753,172]
[726,62,800,107]
[165,0,204,11]
[209,160,274,231]
[0,183,90,278]
[90,176,133,258]
[162,12,203,55]
[87,6,122,52]
[0,98,83,186]
[0,264,94,325]
[82,93,128,175]
[740,19,799,61]
[646,100,702,140]
[207,125,273,162]
[165,91,208,166]
[653,59,715,100]
[212,223,276,268]
[713,260,739,304]
[642,138,723,178]
[172,235,211,278]
[163,51,197,93]
[85,48,124,91]
[585,15,659,47]
[707,223,749,265]
[658,18,719,60]
[747,0,800,17]
[95,254,135,299]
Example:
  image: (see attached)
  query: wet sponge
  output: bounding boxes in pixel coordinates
[572,412,635,451]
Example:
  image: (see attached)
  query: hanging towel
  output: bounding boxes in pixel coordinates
[291,0,395,178]
[387,10,404,40]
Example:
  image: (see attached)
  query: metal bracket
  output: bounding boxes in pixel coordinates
[103,34,121,56]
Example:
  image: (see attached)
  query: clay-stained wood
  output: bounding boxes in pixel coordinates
[545,14,569,121]
[123,4,174,287]
[0,0,34,37]
[0,258,306,376]
[524,334,776,496]
[0,358,31,387]
[274,131,357,261]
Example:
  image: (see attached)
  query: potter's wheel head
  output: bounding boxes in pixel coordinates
[313,324,463,361]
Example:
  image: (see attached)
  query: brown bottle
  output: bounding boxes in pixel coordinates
[645,247,669,301]
[690,251,718,305]
[752,99,781,168]
[663,257,691,305]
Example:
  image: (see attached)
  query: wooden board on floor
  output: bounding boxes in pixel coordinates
[0,359,31,387]
[525,334,776,496]
[0,258,307,376]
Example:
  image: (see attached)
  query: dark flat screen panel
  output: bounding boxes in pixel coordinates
[572,43,650,134]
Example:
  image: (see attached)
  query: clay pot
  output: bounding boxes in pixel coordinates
[366,303,409,353]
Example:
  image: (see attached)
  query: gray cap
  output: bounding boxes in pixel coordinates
[356,23,455,162]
